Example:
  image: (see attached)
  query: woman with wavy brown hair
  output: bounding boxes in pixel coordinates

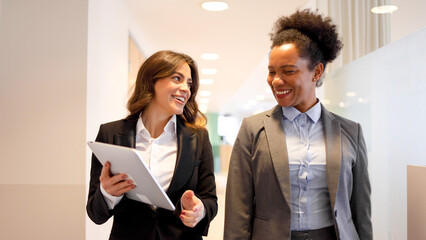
[87,50,217,240]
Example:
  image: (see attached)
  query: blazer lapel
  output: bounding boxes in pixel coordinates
[167,118,197,198]
[264,105,292,208]
[322,105,341,210]
[113,119,137,148]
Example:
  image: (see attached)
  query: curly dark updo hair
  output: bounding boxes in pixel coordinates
[270,9,343,87]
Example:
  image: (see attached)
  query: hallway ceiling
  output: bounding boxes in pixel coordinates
[123,0,310,117]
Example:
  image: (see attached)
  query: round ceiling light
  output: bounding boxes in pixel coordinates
[371,5,398,14]
[201,1,228,12]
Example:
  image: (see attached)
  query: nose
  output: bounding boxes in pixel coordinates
[179,82,191,96]
[272,75,284,87]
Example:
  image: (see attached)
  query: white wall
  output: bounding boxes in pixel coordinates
[323,27,426,240]
[86,0,148,239]
[0,0,88,239]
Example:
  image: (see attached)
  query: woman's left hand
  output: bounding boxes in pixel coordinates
[180,190,205,228]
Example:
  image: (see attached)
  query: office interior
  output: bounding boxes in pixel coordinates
[1,0,425,239]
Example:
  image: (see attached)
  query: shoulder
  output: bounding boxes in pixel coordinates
[240,105,281,131]
[321,104,359,127]
[97,118,137,135]
[176,117,209,139]
[330,112,358,126]
[322,107,362,139]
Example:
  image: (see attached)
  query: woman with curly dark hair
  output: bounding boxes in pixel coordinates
[224,10,371,240]
[87,50,218,239]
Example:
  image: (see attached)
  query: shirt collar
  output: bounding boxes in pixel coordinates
[136,114,177,137]
[282,100,322,123]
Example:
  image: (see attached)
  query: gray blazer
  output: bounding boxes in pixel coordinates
[224,105,372,240]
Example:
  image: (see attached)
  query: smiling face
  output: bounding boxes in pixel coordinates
[149,62,192,118]
[267,43,321,113]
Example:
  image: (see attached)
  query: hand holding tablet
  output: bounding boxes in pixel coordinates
[87,141,176,211]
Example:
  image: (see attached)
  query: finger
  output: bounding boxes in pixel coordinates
[182,190,195,202]
[109,173,128,184]
[107,179,135,196]
[101,173,127,191]
[99,161,111,181]
[181,190,195,210]
[113,183,136,196]
[181,209,200,218]
[180,214,199,228]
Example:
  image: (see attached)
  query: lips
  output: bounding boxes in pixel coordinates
[172,95,186,104]
[275,89,291,98]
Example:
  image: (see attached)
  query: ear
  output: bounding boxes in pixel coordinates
[312,62,324,82]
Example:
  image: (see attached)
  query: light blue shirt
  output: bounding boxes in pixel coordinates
[282,101,334,231]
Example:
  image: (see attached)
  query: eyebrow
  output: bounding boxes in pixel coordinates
[268,64,298,69]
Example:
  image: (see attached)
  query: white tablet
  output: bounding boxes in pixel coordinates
[87,141,175,211]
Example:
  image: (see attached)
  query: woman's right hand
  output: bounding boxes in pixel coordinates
[99,161,136,196]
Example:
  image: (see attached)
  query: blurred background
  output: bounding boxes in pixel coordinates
[1,0,425,239]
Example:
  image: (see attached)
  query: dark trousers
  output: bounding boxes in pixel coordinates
[291,226,337,240]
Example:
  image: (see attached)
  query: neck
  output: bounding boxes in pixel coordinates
[141,105,173,138]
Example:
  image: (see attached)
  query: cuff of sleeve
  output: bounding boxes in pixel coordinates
[100,184,123,210]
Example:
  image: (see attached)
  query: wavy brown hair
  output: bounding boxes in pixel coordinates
[126,50,206,127]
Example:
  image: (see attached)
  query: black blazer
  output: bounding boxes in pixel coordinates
[86,116,218,240]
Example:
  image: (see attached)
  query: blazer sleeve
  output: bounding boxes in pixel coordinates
[224,118,255,239]
[86,124,114,224]
[350,124,372,239]
[188,128,218,236]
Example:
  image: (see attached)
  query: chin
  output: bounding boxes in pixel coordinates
[174,108,184,115]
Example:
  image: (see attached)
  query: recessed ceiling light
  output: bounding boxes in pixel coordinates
[201,68,217,75]
[201,53,219,60]
[346,92,356,97]
[199,90,211,97]
[200,79,214,85]
[371,5,398,14]
[201,1,228,12]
